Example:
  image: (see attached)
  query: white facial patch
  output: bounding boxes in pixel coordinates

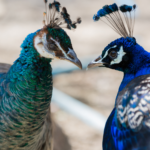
[34,33,55,59]
[110,46,126,65]
[102,45,117,60]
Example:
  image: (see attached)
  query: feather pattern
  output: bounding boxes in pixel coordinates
[0,31,53,150]
[116,75,150,132]
[103,108,150,150]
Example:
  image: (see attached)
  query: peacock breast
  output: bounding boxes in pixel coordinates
[0,58,53,149]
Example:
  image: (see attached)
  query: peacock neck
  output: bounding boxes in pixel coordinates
[114,67,150,106]
[8,30,52,112]
[118,48,150,93]
[2,31,53,149]
[118,66,150,92]
[119,61,150,92]
[119,67,150,92]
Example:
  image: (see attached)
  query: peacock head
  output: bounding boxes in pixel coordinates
[33,0,82,69]
[88,3,148,73]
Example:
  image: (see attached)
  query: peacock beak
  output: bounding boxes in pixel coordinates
[66,48,82,69]
[50,38,82,69]
[69,57,82,70]
[87,55,104,68]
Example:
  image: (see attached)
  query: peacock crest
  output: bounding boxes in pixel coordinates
[93,3,137,38]
[43,0,81,30]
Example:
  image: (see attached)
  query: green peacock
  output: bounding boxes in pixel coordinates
[0,0,82,149]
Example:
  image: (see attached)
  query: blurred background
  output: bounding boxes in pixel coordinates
[0,0,150,150]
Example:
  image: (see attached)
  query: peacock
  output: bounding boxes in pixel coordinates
[88,3,150,150]
[0,0,82,150]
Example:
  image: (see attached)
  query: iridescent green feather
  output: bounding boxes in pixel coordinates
[0,30,53,149]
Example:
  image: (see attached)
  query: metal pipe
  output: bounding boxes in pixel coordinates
[52,88,107,132]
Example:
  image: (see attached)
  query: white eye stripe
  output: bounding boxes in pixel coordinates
[51,37,70,59]
[110,46,126,65]
[101,45,126,65]
[102,45,117,60]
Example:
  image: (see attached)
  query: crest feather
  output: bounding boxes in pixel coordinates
[43,0,81,30]
[93,3,137,37]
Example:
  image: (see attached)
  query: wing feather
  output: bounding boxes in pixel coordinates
[116,75,150,131]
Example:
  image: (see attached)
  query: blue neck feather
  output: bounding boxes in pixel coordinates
[118,44,150,92]
[115,45,150,104]
[115,67,150,105]
[119,67,150,92]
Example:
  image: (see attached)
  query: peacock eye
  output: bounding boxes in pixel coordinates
[109,51,118,59]
[47,40,58,51]
[52,43,57,47]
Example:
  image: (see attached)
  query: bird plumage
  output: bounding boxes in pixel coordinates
[88,3,150,150]
[0,0,81,149]
[0,63,71,150]
[103,75,150,150]
[100,37,150,150]
[0,31,53,149]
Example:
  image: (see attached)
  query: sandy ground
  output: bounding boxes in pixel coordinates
[1,0,150,150]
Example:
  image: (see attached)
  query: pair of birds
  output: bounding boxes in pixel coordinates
[0,0,150,150]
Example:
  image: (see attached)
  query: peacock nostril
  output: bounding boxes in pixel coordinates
[95,57,101,62]
[95,56,102,62]
[87,55,104,69]
[67,53,74,59]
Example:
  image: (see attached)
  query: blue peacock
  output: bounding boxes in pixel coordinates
[88,3,150,150]
[0,0,82,149]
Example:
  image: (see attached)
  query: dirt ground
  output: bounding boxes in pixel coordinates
[1,0,150,150]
